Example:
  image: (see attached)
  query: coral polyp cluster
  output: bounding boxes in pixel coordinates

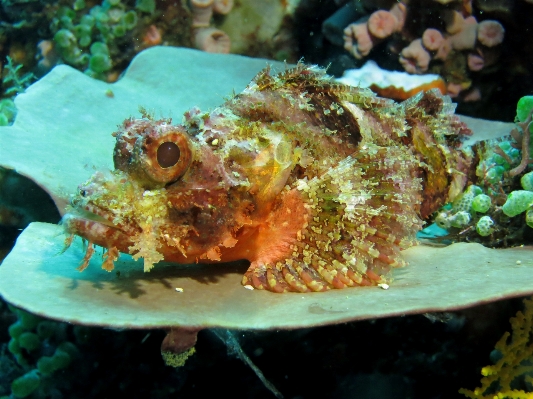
[48,0,152,79]
[323,0,507,100]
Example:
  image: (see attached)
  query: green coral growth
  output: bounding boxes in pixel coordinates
[471,194,491,213]
[526,209,533,229]
[49,0,143,80]
[499,171,533,225]
[521,171,533,191]
[433,95,533,244]
[2,56,35,97]
[11,369,41,398]
[476,141,520,188]
[37,347,72,375]
[135,0,155,14]
[0,57,34,125]
[17,332,41,352]
[476,216,495,237]
[450,211,471,228]
[433,185,495,235]
[0,98,17,126]
[502,190,533,217]
[88,43,111,73]
[516,95,533,130]
[4,306,79,398]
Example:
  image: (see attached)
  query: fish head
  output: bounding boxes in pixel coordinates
[63,115,268,271]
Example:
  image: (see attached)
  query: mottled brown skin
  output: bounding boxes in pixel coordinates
[64,64,474,292]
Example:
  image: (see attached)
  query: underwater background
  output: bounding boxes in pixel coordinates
[0,0,533,398]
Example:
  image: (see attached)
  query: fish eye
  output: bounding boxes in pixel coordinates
[157,142,181,168]
[129,127,192,187]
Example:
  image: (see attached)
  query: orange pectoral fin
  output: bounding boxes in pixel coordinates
[241,154,422,293]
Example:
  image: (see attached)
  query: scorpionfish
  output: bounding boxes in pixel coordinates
[63,63,475,293]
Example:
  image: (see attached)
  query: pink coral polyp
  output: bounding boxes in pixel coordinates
[422,28,444,51]
[477,20,505,47]
[368,10,398,39]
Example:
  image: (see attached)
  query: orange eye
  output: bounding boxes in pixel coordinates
[157,142,181,168]
[112,120,193,188]
[132,128,192,187]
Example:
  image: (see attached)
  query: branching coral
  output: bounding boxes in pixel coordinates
[460,296,533,399]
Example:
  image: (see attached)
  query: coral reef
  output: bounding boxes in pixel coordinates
[301,0,531,120]
[0,0,296,89]
[47,0,160,80]
[0,295,516,399]
[0,0,231,84]
[429,95,533,246]
[1,43,527,316]
[2,44,527,397]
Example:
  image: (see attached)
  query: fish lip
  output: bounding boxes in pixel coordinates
[62,211,134,254]
[66,200,139,236]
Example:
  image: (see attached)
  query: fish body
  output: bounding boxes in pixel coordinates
[64,63,473,292]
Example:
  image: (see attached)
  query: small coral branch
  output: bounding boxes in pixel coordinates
[508,109,533,177]
[2,56,35,97]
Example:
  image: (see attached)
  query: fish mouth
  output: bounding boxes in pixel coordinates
[63,200,139,249]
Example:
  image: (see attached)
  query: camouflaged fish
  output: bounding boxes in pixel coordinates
[63,63,475,293]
